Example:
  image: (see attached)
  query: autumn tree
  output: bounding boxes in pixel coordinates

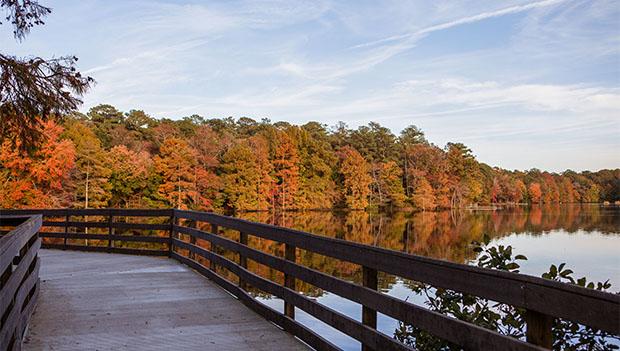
[411,178,436,211]
[541,172,560,203]
[446,142,483,207]
[338,146,372,209]
[528,182,542,203]
[399,125,427,197]
[272,130,300,211]
[293,123,337,209]
[62,119,111,208]
[221,136,274,211]
[154,138,212,210]
[190,125,222,206]
[108,145,151,207]
[0,120,75,207]
[405,143,452,208]
[378,161,406,208]
[582,184,601,203]
[87,104,125,148]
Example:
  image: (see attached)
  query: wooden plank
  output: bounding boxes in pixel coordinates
[0,215,41,351]
[526,310,554,348]
[174,210,620,334]
[169,212,178,257]
[362,266,378,351]
[209,223,218,271]
[174,239,412,351]
[239,231,248,290]
[0,238,40,318]
[40,232,169,243]
[284,243,296,319]
[173,253,338,351]
[0,258,40,350]
[2,208,173,217]
[188,220,197,260]
[108,214,114,251]
[24,249,310,351]
[0,216,30,226]
[43,221,169,231]
[0,216,41,275]
[64,214,69,249]
[174,225,544,351]
[41,243,168,256]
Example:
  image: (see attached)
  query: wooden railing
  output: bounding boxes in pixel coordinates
[0,215,42,351]
[1,209,619,351]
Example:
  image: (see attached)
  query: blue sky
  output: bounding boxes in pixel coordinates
[2,0,619,171]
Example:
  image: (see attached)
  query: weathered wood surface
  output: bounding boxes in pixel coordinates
[0,215,41,351]
[6,208,619,350]
[23,250,309,351]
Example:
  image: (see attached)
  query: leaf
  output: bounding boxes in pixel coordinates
[505,263,520,271]
[514,254,527,261]
[550,264,557,275]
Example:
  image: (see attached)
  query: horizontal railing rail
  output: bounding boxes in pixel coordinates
[0,215,42,351]
[1,209,172,257]
[2,208,618,351]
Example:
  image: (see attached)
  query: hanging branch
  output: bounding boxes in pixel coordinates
[1,1,93,150]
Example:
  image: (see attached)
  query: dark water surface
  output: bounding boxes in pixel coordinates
[230,205,620,350]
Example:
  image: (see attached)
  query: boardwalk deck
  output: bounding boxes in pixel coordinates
[23,249,309,351]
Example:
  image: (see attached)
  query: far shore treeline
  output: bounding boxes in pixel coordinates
[1,104,618,211]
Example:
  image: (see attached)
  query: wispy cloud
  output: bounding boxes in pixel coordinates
[2,0,616,171]
[352,0,567,49]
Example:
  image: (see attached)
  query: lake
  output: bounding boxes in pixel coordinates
[230,204,619,350]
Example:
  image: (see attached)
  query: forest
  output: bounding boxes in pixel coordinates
[1,104,618,212]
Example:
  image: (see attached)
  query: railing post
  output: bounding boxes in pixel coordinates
[63,212,69,250]
[188,220,197,260]
[107,212,113,252]
[169,210,177,257]
[362,266,378,351]
[239,231,248,290]
[526,309,553,349]
[209,224,218,271]
[284,243,296,319]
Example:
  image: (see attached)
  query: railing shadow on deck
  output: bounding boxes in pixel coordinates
[1,209,618,351]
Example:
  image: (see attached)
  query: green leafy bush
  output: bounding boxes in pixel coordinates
[394,237,619,350]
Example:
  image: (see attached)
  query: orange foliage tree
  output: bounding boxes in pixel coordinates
[0,120,75,207]
[528,182,542,204]
[272,130,300,211]
[154,137,215,210]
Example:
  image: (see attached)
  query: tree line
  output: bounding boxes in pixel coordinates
[1,104,618,211]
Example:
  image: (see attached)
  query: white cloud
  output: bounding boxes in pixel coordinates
[4,0,616,170]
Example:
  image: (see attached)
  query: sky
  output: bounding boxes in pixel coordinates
[1,0,619,172]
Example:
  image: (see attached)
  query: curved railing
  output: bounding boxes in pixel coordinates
[1,209,618,351]
[0,215,42,351]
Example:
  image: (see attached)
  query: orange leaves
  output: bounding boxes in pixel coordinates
[272,130,300,210]
[0,119,75,207]
[153,137,219,210]
[528,183,543,203]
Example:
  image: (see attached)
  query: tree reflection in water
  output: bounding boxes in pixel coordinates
[202,204,618,298]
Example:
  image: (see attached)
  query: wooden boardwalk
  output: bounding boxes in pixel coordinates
[23,250,309,351]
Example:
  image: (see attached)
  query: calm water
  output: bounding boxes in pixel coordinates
[227,205,620,350]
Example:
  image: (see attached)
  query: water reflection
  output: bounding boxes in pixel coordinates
[232,204,619,296]
[214,205,619,351]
